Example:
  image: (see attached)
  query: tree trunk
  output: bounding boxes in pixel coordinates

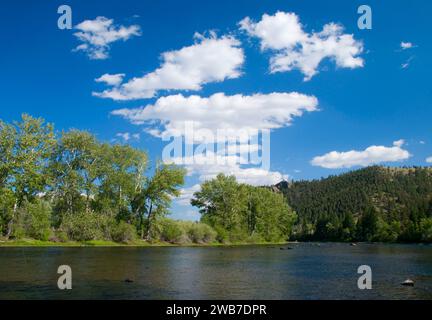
[5,201,18,239]
[86,191,90,213]
[144,202,153,240]
[138,207,145,239]
[118,186,122,213]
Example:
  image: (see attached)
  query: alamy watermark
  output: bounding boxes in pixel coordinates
[57,5,72,30]
[357,265,372,290]
[161,121,270,171]
[57,265,72,290]
[357,5,372,30]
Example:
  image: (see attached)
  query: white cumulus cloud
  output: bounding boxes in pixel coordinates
[173,152,287,184]
[393,139,405,148]
[95,73,125,86]
[174,153,288,206]
[74,16,141,60]
[400,42,416,50]
[177,184,201,206]
[240,11,364,80]
[426,157,432,163]
[115,132,140,142]
[311,140,411,169]
[116,132,131,141]
[111,92,318,142]
[93,32,244,100]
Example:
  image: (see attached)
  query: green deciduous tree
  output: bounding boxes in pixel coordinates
[98,144,147,220]
[192,174,297,243]
[0,115,186,243]
[0,120,16,235]
[49,130,101,216]
[1,115,55,238]
[132,163,186,240]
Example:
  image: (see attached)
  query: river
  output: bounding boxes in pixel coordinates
[1,243,431,299]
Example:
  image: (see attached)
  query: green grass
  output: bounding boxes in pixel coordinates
[0,239,82,247]
[0,238,290,247]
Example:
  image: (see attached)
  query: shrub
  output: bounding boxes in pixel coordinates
[160,219,187,244]
[227,228,249,243]
[61,212,112,241]
[187,222,217,244]
[12,224,26,239]
[26,200,52,241]
[0,189,15,236]
[12,200,52,241]
[158,219,217,244]
[50,230,69,243]
[420,218,432,242]
[245,233,264,244]
[110,221,137,243]
[213,225,229,243]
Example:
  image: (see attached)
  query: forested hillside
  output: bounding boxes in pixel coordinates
[277,166,432,242]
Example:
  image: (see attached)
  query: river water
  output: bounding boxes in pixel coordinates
[1,243,431,299]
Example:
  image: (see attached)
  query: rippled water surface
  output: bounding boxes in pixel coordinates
[1,243,432,299]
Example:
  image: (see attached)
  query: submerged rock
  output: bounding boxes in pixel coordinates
[124,278,134,283]
[401,279,414,286]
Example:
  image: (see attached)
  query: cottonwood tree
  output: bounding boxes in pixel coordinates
[0,120,16,235]
[98,144,147,220]
[192,174,248,235]
[132,163,185,240]
[0,114,188,241]
[192,174,297,242]
[1,115,56,237]
[49,130,101,216]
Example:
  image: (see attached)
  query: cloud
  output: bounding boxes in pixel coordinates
[93,32,244,100]
[225,143,261,154]
[401,56,414,69]
[178,184,201,206]
[175,152,288,206]
[239,11,364,80]
[172,152,287,184]
[111,92,318,142]
[116,132,131,141]
[311,140,411,169]
[73,16,141,60]
[393,139,405,148]
[400,42,416,50]
[115,132,140,142]
[95,73,125,86]
[426,157,432,164]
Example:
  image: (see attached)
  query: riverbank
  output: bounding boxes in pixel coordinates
[0,239,290,247]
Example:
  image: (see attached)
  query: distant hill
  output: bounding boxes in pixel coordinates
[275,166,432,242]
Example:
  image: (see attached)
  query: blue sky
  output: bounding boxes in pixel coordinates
[0,0,431,220]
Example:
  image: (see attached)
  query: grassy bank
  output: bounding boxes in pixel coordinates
[0,239,290,247]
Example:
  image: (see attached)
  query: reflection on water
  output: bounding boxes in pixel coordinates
[1,243,432,300]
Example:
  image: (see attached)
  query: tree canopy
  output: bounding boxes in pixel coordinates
[191,174,297,243]
[0,115,185,243]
